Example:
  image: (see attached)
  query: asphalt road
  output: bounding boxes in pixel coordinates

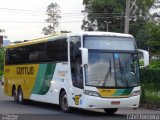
[0,82,159,120]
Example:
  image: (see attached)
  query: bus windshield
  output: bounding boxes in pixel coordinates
[85,52,139,87]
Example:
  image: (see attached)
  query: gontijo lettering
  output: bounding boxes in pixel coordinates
[16,67,34,75]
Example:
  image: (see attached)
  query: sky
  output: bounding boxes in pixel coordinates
[0,0,84,42]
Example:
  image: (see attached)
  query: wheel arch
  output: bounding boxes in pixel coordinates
[17,85,22,91]
[12,84,16,96]
[59,88,66,104]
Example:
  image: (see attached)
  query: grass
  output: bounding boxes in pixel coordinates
[141,83,160,105]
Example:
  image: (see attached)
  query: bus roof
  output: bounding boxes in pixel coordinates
[6,33,67,49]
[6,31,134,49]
[69,31,133,38]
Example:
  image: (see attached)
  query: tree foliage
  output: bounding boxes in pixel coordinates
[145,22,160,54]
[42,3,61,35]
[82,0,155,32]
[134,21,160,54]
[0,47,5,77]
[81,0,160,54]
[82,0,124,32]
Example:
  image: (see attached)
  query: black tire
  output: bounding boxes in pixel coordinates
[60,91,72,113]
[13,87,18,103]
[17,87,24,104]
[104,108,118,115]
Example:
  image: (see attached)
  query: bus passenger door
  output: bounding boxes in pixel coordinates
[69,36,84,107]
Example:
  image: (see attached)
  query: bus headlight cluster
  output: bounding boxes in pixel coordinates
[131,90,141,96]
[84,90,100,97]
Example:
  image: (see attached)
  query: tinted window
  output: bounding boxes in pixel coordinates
[70,36,83,89]
[46,39,68,61]
[5,38,68,65]
[6,43,46,65]
[29,43,46,62]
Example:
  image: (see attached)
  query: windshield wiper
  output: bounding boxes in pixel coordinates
[102,59,111,86]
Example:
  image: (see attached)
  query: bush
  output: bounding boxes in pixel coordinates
[149,60,160,69]
[140,67,160,106]
[140,68,160,83]
[0,48,4,77]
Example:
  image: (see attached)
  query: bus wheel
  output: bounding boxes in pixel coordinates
[17,87,24,104]
[104,108,118,115]
[60,91,72,113]
[13,87,18,103]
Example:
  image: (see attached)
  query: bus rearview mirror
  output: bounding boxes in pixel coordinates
[79,48,88,66]
[138,49,149,67]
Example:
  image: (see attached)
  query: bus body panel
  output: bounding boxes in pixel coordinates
[82,86,140,109]
[67,85,84,108]
[67,86,140,109]
[4,62,68,100]
[4,64,39,98]
[81,94,140,109]
[30,62,69,104]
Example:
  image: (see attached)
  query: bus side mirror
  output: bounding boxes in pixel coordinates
[79,48,88,66]
[138,49,149,67]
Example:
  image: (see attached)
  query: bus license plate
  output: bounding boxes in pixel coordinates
[111,101,120,105]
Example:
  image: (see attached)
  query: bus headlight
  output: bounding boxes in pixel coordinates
[131,90,141,96]
[84,90,100,97]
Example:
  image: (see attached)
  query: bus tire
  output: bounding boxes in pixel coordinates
[60,91,72,113]
[13,87,18,103]
[104,108,118,115]
[17,87,24,104]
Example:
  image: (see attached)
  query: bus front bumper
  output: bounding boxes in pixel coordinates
[81,95,140,109]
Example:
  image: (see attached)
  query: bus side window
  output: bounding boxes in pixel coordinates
[29,43,46,62]
[70,36,83,89]
[46,39,68,62]
[6,48,20,65]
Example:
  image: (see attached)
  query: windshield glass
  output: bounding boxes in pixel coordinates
[85,51,139,87]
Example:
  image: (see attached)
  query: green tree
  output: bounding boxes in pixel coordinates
[145,22,160,54]
[0,47,5,78]
[129,21,160,54]
[42,3,61,35]
[81,0,124,32]
[82,0,155,32]
[81,0,156,50]
[135,26,149,50]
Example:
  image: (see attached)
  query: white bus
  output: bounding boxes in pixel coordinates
[4,32,149,114]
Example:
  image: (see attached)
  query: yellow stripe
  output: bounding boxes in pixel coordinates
[4,64,39,99]
[6,39,48,48]
[6,33,67,49]
[97,88,132,98]
[97,89,117,97]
